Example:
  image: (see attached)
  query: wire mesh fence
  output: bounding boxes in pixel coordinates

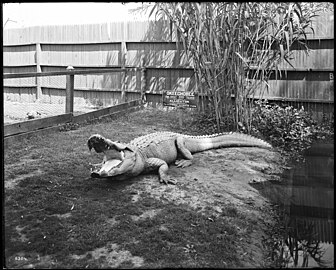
[4,74,67,124]
[3,100,66,124]
[3,68,142,125]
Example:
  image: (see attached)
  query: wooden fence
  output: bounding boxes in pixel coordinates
[3,68,144,147]
[3,14,334,121]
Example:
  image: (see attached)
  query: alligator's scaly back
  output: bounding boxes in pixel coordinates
[183,132,272,153]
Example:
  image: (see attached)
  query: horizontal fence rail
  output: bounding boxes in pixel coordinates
[4,113,73,137]
[3,67,139,79]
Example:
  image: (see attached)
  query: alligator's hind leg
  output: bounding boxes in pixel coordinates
[175,137,193,168]
[145,158,177,185]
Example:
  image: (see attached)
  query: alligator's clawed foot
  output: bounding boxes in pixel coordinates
[160,176,177,185]
[175,159,192,168]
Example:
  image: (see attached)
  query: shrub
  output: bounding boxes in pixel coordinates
[189,99,333,162]
[250,100,334,154]
[189,111,234,135]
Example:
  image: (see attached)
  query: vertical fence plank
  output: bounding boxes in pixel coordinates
[140,55,147,101]
[35,43,42,100]
[120,21,127,102]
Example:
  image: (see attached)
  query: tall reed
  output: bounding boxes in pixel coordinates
[145,2,329,132]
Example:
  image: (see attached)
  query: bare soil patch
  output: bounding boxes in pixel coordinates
[4,106,287,268]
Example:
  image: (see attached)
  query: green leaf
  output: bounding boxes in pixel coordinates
[279,44,284,61]
[284,56,295,69]
[284,30,290,52]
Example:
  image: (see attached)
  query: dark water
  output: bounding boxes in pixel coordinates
[255,143,334,267]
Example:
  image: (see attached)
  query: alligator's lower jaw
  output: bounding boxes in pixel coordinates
[90,159,122,178]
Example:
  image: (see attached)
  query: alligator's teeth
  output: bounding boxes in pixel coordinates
[120,150,125,160]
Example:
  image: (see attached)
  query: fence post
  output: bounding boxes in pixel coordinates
[66,66,74,114]
[35,42,42,101]
[140,56,147,102]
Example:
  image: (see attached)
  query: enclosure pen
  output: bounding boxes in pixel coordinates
[3,67,145,148]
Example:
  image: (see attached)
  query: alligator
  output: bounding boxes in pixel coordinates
[87,131,272,184]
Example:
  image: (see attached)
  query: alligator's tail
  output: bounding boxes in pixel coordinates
[184,132,272,153]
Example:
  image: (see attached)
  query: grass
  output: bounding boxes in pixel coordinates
[5,180,240,268]
[4,106,277,268]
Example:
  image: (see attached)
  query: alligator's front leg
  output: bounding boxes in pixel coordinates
[145,158,177,185]
[175,137,194,168]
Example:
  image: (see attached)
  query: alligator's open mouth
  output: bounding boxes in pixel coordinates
[90,159,123,178]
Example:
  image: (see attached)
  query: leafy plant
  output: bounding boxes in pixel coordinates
[139,2,329,132]
[59,122,80,132]
[250,100,334,154]
[187,110,234,135]
[187,99,333,163]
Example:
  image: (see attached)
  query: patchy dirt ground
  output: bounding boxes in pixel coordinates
[4,106,287,268]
